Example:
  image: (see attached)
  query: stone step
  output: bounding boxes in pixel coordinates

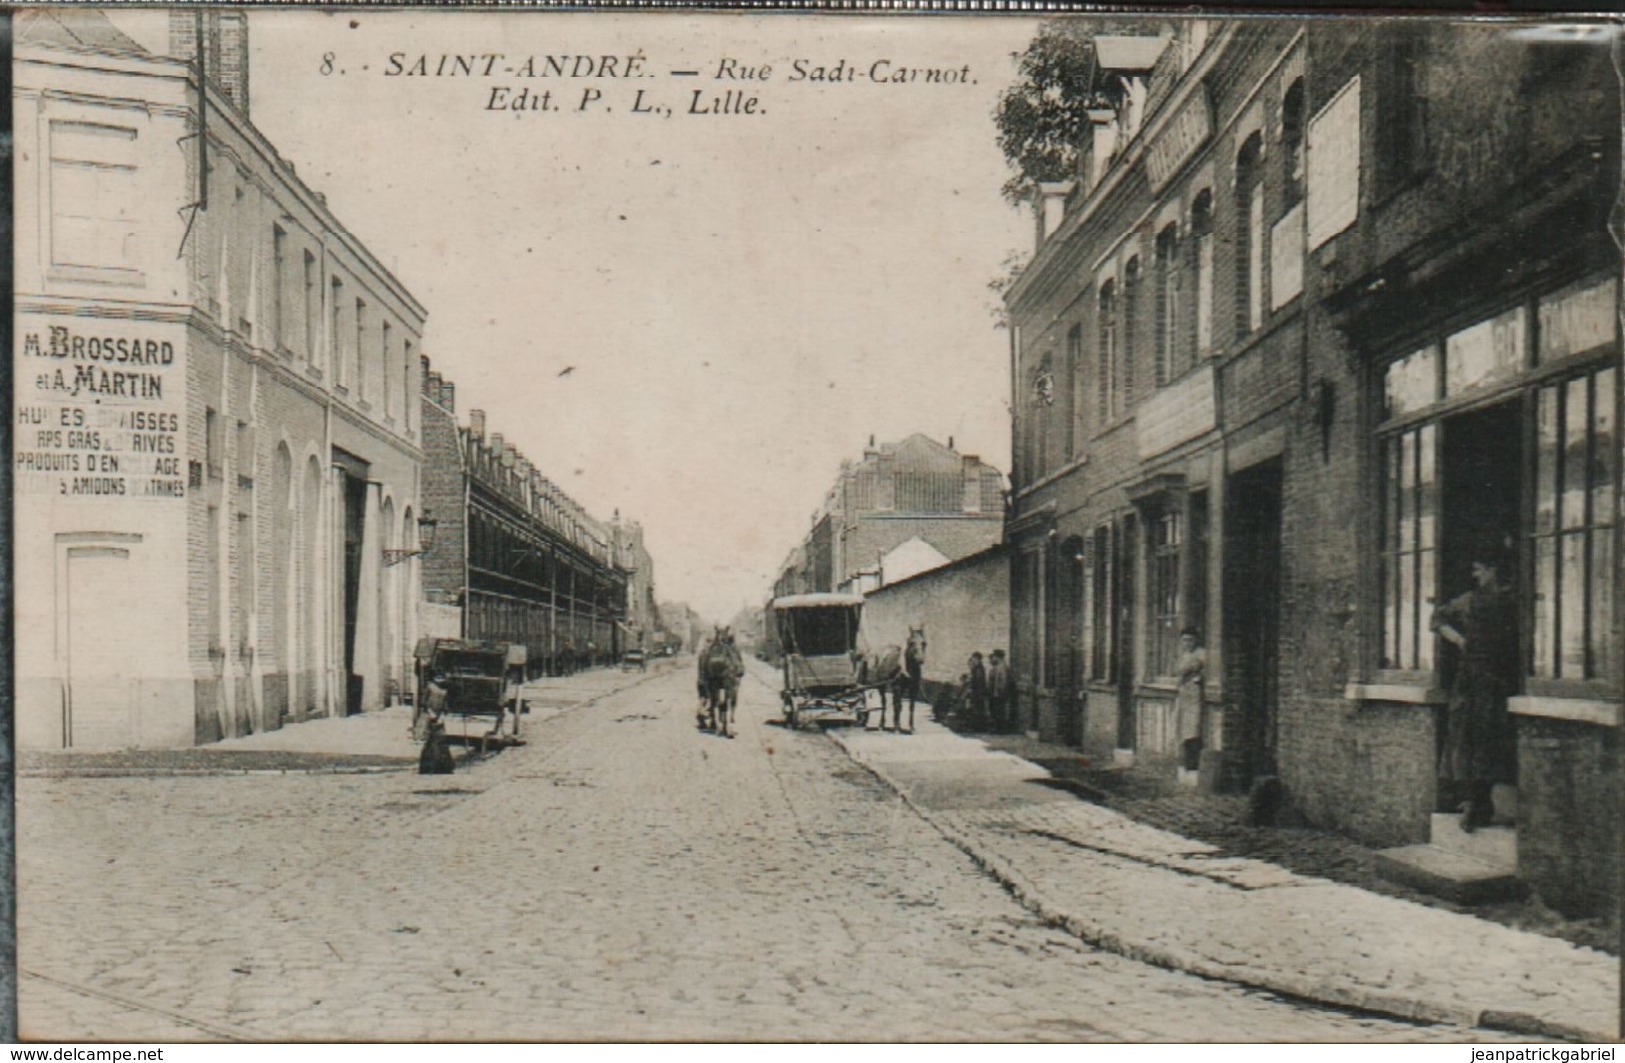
[1373,843,1526,905]
[1429,813,1517,868]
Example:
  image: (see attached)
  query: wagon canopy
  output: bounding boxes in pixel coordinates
[770,594,863,656]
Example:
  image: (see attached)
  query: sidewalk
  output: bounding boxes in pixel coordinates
[827,710,1620,1042]
[21,660,676,777]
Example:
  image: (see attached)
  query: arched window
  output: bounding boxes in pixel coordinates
[1191,189,1214,362]
[1123,257,1141,408]
[1282,79,1306,207]
[1097,280,1117,424]
[1155,224,1182,386]
[1235,132,1265,339]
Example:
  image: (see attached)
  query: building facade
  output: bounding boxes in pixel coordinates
[772,434,1006,598]
[610,514,660,654]
[1005,18,1621,912]
[15,10,427,748]
[419,367,631,675]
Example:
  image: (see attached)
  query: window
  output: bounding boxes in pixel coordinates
[1381,423,1437,672]
[382,320,394,417]
[1066,325,1083,459]
[49,121,141,273]
[1531,365,1616,681]
[330,277,345,386]
[1375,27,1427,198]
[1123,258,1140,408]
[205,408,223,480]
[1191,190,1214,360]
[271,225,287,351]
[303,251,318,362]
[1031,355,1054,478]
[1281,79,1306,208]
[355,298,368,401]
[1235,133,1265,338]
[403,339,416,432]
[1097,282,1118,425]
[1155,225,1182,386]
[1148,509,1183,677]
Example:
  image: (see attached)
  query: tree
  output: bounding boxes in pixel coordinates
[993,19,1150,205]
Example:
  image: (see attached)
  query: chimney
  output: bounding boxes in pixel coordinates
[1034,181,1076,250]
[962,455,983,514]
[427,371,444,403]
[420,355,433,394]
[171,11,251,114]
[440,381,455,413]
[468,409,486,442]
[490,432,505,459]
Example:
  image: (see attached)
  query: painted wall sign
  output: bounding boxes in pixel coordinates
[14,319,186,499]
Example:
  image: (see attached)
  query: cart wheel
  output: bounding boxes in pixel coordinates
[855,709,868,731]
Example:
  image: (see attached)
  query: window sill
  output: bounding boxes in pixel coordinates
[1137,681,1178,698]
[1508,695,1622,728]
[46,265,146,289]
[1343,682,1444,706]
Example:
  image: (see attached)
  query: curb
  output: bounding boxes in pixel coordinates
[825,728,1610,1043]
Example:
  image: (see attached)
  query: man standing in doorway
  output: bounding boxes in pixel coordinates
[1431,559,1518,832]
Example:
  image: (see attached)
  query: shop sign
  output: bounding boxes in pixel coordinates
[1145,88,1212,192]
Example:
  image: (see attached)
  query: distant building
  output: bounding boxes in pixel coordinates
[419,368,629,675]
[15,10,426,747]
[610,514,659,653]
[773,434,1005,598]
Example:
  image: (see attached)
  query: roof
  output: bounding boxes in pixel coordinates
[17,9,149,54]
[1093,34,1169,73]
[772,593,865,610]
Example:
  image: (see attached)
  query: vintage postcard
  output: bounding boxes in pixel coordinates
[10,4,1624,1043]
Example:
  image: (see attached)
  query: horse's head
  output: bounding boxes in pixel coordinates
[906,626,927,663]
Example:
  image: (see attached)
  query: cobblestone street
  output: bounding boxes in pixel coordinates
[20,665,1514,1042]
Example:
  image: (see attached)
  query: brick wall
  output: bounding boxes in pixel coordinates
[861,547,1009,691]
[1518,717,1620,917]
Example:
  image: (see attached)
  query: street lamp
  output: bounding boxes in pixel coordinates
[384,511,438,567]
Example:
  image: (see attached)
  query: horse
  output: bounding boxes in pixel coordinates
[697,626,743,738]
[862,626,927,733]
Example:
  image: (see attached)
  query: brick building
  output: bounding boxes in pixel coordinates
[1004,19,1620,911]
[772,434,1006,598]
[15,10,427,747]
[419,366,631,675]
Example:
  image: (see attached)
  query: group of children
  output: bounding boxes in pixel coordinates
[948,649,1014,734]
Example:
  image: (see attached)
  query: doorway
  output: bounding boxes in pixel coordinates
[1224,458,1283,781]
[1440,400,1522,615]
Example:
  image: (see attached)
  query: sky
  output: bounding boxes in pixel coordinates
[157,11,1042,622]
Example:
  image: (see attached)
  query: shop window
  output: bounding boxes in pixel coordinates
[1191,190,1214,360]
[1445,306,1525,397]
[1155,225,1182,386]
[1538,277,1617,366]
[1380,423,1437,672]
[1148,509,1183,678]
[1531,365,1616,681]
[1089,525,1113,683]
[1383,343,1441,420]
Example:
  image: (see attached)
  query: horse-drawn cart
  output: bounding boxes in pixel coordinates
[412,638,528,758]
[771,593,871,730]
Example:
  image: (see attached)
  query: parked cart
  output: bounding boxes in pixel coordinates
[412,638,528,754]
